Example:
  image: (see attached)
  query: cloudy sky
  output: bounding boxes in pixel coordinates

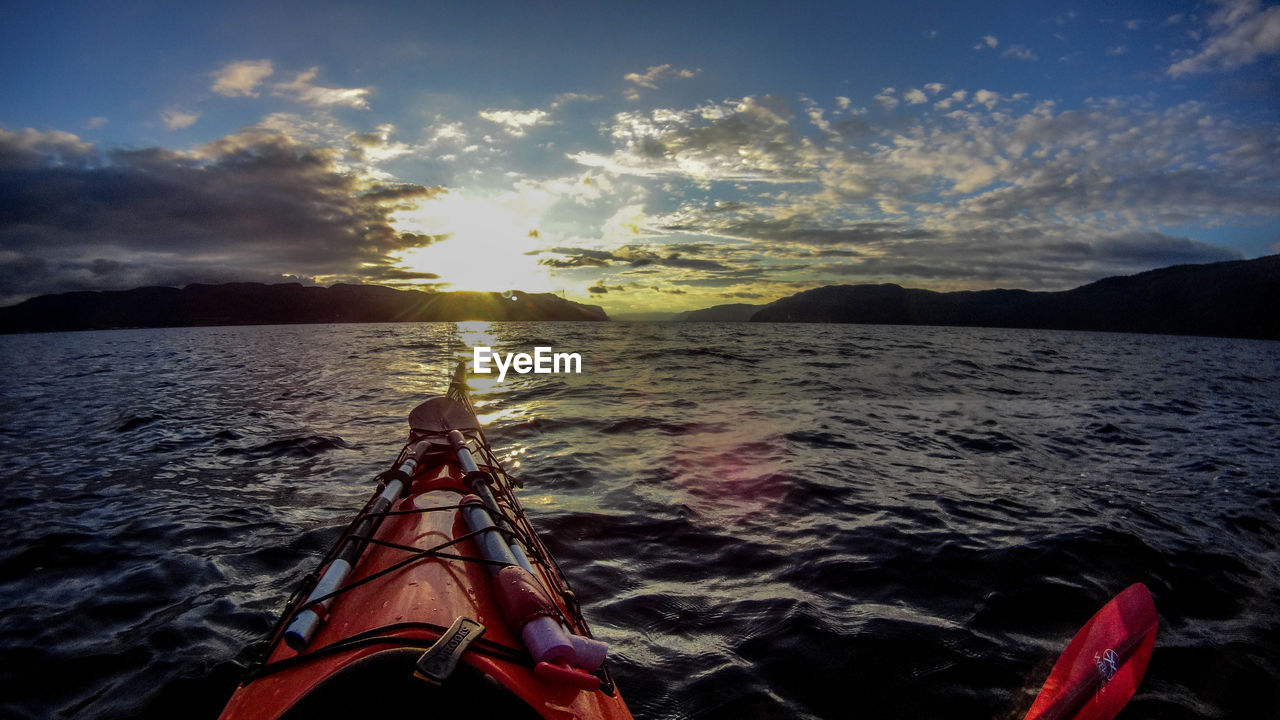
[2,1,1278,312]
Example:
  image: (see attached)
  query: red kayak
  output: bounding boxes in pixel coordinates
[219,363,632,719]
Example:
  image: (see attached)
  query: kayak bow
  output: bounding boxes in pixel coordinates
[219,362,631,719]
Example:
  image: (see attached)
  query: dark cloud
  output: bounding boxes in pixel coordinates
[700,216,938,247]
[350,130,386,147]
[537,244,731,271]
[0,254,322,302]
[359,267,442,281]
[1090,231,1243,266]
[359,184,445,207]
[807,230,1242,289]
[617,246,727,270]
[548,247,618,261]
[539,255,609,268]
[660,254,726,270]
[0,128,446,304]
[584,282,687,296]
[675,267,774,287]
[652,200,1246,292]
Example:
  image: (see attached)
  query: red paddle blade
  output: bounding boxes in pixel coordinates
[1024,583,1159,720]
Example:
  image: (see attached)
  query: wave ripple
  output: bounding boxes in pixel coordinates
[1,323,1277,719]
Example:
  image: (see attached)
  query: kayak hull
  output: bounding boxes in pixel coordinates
[219,377,630,719]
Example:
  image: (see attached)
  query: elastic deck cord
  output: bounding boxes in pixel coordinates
[242,422,614,693]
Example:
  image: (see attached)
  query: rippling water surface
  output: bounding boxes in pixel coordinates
[1,322,1277,719]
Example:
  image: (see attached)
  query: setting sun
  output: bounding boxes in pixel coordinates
[391,190,560,293]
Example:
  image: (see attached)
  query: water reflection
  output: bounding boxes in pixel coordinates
[448,321,512,425]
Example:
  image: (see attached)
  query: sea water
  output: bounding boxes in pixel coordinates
[0,322,1276,718]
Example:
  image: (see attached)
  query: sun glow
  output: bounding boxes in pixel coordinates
[391,190,559,293]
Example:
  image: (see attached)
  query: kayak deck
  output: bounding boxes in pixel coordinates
[219,367,630,719]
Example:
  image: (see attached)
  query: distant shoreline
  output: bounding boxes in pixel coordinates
[3,255,1278,340]
[0,283,608,333]
[672,255,1280,341]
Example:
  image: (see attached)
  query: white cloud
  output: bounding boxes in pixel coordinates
[479,109,553,136]
[623,64,698,99]
[1002,44,1038,61]
[161,108,200,130]
[935,90,967,110]
[874,88,899,110]
[572,91,1280,281]
[1169,0,1280,75]
[350,124,413,164]
[274,68,371,109]
[0,128,94,163]
[429,121,468,145]
[974,34,999,50]
[10,82,1275,302]
[85,116,109,130]
[805,102,832,132]
[255,111,350,146]
[972,89,1000,109]
[572,96,809,183]
[551,92,603,109]
[212,59,274,97]
[602,204,651,244]
[624,102,1268,288]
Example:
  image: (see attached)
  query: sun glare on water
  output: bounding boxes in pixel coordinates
[391,191,559,294]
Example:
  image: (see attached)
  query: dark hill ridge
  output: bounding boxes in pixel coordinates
[0,283,607,333]
[749,255,1280,340]
[673,303,764,322]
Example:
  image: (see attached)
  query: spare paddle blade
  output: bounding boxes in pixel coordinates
[1024,582,1159,720]
[408,395,479,437]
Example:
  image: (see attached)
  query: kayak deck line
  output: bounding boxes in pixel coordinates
[218,362,631,719]
[242,620,532,682]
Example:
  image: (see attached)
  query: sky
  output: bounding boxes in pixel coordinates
[2,0,1278,313]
